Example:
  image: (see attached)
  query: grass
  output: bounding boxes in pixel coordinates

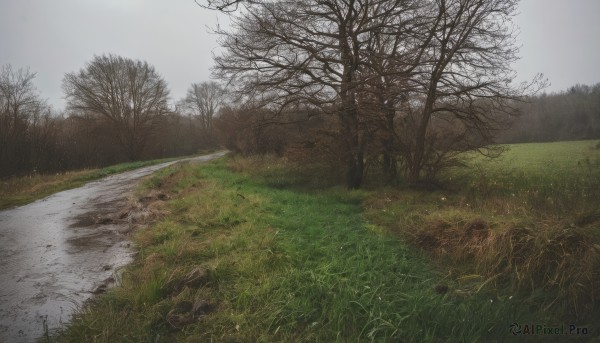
[0,157,183,210]
[365,140,600,324]
[51,147,600,342]
[447,140,600,214]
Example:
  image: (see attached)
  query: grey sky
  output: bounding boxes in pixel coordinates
[1,0,599,111]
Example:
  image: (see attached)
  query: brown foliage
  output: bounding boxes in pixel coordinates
[411,215,600,318]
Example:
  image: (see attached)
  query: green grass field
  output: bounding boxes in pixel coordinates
[50,140,600,342]
[470,140,599,173]
[448,140,600,214]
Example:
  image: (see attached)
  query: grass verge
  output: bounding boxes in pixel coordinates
[0,157,183,210]
[50,155,592,343]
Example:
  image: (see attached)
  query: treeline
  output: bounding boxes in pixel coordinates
[218,81,600,184]
[500,83,600,143]
[0,59,223,179]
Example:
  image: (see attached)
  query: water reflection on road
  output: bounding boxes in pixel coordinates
[0,152,225,342]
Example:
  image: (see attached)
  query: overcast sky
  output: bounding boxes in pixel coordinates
[1,0,599,111]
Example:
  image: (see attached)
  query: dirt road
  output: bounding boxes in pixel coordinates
[0,152,226,342]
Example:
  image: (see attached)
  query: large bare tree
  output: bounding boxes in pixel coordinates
[214,0,419,189]
[213,0,545,186]
[63,54,170,161]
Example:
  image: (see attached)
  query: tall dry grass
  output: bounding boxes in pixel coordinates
[365,141,600,322]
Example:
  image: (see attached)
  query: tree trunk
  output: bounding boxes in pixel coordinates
[409,80,438,184]
[346,150,364,189]
[339,102,364,189]
[338,22,364,190]
[382,103,397,181]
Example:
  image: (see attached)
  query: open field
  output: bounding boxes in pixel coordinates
[447,140,600,214]
[51,140,600,342]
[466,140,600,174]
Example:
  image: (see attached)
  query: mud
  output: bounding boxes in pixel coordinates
[0,152,226,342]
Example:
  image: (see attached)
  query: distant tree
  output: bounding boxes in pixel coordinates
[0,65,51,177]
[178,81,225,132]
[63,54,171,161]
[501,83,600,143]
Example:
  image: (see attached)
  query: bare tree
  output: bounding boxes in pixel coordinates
[398,0,545,183]
[63,54,171,161]
[178,81,225,132]
[0,65,50,177]
[213,0,545,186]
[214,0,419,189]
[355,5,435,180]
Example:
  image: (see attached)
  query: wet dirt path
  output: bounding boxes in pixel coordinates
[0,152,226,342]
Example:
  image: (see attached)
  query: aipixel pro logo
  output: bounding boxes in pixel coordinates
[509,322,589,336]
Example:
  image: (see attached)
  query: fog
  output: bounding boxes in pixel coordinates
[1,0,599,110]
